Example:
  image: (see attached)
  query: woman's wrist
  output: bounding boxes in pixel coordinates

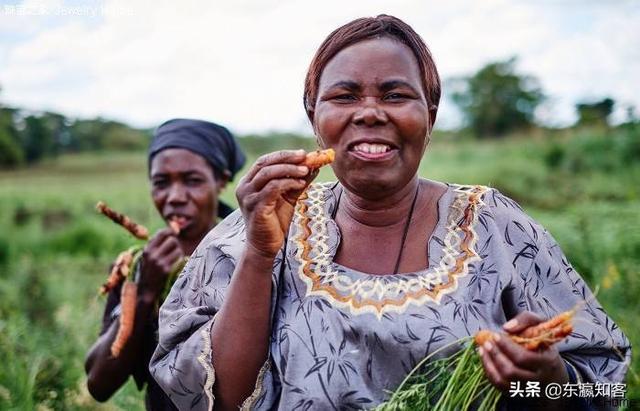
[243,242,279,268]
[137,289,160,311]
[545,355,570,385]
[533,358,572,410]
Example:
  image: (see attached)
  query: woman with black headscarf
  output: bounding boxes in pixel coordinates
[85,119,245,410]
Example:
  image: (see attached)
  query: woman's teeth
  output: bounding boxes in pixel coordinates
[353,143,391,154]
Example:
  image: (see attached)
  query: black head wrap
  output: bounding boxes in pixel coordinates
[148,118,246,218]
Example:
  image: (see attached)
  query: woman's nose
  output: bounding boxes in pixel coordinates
[167,183,188,204]
[352,97,388,126]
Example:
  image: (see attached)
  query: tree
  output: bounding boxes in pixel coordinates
[20,114,58,163]
[575,98,614,127]
[451,57,545,138]
[0,85,25,168]
[67,119,150,151]
[0,113,24,167]
[0,82,153,167]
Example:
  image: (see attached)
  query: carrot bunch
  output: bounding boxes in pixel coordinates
[96,202,186,357]
[99,248,135,295]
[376,310,576,411]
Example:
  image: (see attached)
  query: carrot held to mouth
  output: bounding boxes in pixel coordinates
[302,148,335,170]
[168,219,181,235]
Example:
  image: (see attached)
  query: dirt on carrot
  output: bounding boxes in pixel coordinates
[302,148,335,170]
[96,201,149,240]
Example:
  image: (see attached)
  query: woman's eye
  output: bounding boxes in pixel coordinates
[152,180,168,189]
[186,178,204,186]
[384,93,407,101]
[332,94,357,102]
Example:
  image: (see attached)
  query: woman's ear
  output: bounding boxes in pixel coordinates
[217,173,230,193]
[309,111,317,130]
[311,119,325,148]
[428,106,438,134]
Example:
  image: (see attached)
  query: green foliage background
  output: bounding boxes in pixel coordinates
[450,57,545,137]
[0,107,152,168]
[0,127,638,410]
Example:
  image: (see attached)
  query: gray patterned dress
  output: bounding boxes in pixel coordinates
[149,182,630,410]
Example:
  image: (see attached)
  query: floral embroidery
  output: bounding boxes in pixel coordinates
[292,182,490,318]
[240,360,272,410]
[197,318,217,411]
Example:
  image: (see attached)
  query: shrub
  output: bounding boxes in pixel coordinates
[47,222,111,258]
[545,127,640,173]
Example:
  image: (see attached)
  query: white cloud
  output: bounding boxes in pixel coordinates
[0,0,638,133]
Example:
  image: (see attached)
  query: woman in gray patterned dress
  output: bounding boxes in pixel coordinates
[149,15,630,411]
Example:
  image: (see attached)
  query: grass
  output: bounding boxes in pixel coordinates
[0,129,638,409]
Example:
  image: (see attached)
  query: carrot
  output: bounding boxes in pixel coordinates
[96,201,149,240]
[168,219,181,235]
[518,309,574,339]
[110,281,137,357]
[512,323,573,350]
[474,329,497,347]
[99,250,133,295]
[475,309,575,351]
[303,148,335,170]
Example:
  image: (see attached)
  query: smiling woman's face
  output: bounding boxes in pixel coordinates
[150,148,224,241]
[312,37,433,199]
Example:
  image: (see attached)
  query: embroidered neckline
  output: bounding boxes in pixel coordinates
[291,182,490,319]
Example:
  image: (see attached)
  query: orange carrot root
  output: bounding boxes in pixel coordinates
[168,219,181,235]
[303,148,335,170]
[100,250,133,295]
[110,281,137,357]
[474,330,497,346]
[518,309,574,339]
[515,323,574,350]
[475,309,575,351]
[96,201,149,240]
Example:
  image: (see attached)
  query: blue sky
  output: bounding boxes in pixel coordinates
[0,0,638,134]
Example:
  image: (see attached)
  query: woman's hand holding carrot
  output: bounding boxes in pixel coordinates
[478,311,570,398]
[204,150,317,408]
[236,150,317,261]
[206,149,332,408]
[138,228,184,304]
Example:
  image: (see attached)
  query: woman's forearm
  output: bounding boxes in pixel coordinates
[84,297,156,401]
[210,247,276,410]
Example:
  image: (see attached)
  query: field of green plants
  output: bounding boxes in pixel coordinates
[0,128,638,410]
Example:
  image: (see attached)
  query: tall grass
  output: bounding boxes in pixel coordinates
[0,128,638,408]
